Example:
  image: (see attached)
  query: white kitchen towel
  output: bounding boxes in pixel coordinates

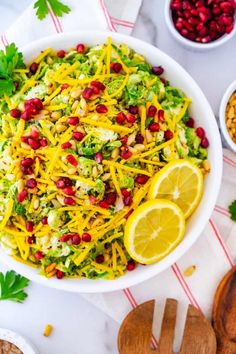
[0,0,142,48]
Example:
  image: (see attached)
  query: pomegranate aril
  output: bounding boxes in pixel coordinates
[26,178,37,189]
[62,177,72,186]
[17,190,28,203]
[63,186,75,195]
[92,86,100,95]
[73,131,85,141]
[26,221,34,232]
[82,88,93,100]
[61,83,69,91]
[121,188,131,198]
[28,138,40,150]
[164,130,174,141]
[126,113,136,123]
[127,260,136,271]
[31,98,43,111]
[110,62,122,73]
[89,195,97,205]
[94,152,103,164]
[61,141,72,149]
[158,109,165,122]
[96,255,104,263]
[27,236,36,244]
[120,135,128,145]
[149,122,160,132]
[21,158,34,167]
[66,154,78,166]
[56,179,66,189]
[124,195,133,206]
[60,233,72,242]
[120,146,132,160]
[99,200,110,209]
[64,197,76,205]
[40,138,47,147]
[135,133,144,144]
[152,66,164,75]
[226,23,234,33]
[21,110,31,121]
[10,109,21,118]
[129,105,138,115]
[56,270,65,279]
[30,127,40,140]
[67,116,79,125]
[135,175,149,184]
[35,251,44,260]
[57,50,66,58]
[90,81,105,91]
[116,112,126,124]
[104,192,117,205]
[186,117,195,128]
[21,136,29,143]
[29,62,39,74]
[41,216,48,225]
[196,127,205,139]
[76,43,85,53]
[96,104,108,114]
[147,105,157,117]
[82,233,91,242]
[21,165,33,175]
[71,234,81,245]
[201,137,209,148]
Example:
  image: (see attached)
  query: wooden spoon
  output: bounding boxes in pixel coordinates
[118,299,216,354]
[212,266,236,353]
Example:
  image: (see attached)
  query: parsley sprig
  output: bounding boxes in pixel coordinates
[229,200,236,222]
[34,0,71,20]
[0,43,25,98]
[0,270,29,303]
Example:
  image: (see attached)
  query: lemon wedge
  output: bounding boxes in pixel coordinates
[148,159,203,219]
[124,199,185,264]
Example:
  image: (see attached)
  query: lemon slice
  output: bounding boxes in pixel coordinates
[148,159,203,219]
[124,199,185,264]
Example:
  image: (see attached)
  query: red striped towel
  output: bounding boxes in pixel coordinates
[84,148,236,351]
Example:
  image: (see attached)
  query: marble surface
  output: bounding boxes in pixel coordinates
[0,0,234,353]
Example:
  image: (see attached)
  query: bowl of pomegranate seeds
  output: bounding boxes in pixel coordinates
[165,0,236,50]
[0,31,222,292]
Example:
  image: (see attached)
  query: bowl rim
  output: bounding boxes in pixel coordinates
[219,80,236,152]
[0,328,38,354]
[164,0,236,50]
[0,30,223,293]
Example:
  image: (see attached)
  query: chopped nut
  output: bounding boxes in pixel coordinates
[133,144,145,151]
[17,179,24,193]
[56,124,67,133]
[184,265,196,277]
[145,129,153,143]
[202,160,211,173]
[33,198,39,210]
[72,99,79,111]
[56,195,65,205]
[67,167,77,175]
[71,87,82,99]
[51,111,62,120]
[44,324,53,337]
[111,147,119,159]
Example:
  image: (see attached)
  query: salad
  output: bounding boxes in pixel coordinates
[0,38,209,280]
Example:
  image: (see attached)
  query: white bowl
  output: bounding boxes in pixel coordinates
[0,31,222,293]
[0,328,38,354]
[219,80,236,152]
[165,0,236,51]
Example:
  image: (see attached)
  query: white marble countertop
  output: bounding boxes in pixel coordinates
[0,0,235,353]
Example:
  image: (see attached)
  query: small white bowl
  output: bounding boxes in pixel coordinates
[219,80,236,153]
[165,0,236,51]
[0,328,38,354]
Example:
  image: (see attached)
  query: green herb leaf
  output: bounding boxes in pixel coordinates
[0,270,29,303]
[34,0,71,20]
[229,200,236,222]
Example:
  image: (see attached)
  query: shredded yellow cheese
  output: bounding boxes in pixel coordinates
[0,199,14,229]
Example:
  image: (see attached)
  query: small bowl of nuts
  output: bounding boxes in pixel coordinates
[219,80,236,152]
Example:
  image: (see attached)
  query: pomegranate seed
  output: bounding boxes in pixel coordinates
[21,165,33,175]
[135,133,144,144]
[158,110,165,122]
[110,62,122,73]
[67,116,79,125]
[121,188,131,198]
[82,88,93,100]
[73,131,85,141]
[29,62,39,74]
[120,146,132,160]
[41,216,48,225]
[226,23,234,33]
[30,126,40,139]
[10,109,21,118]
[147,105,157,117]
[201,137,209,148]
[104,192,117,205]
[21,158,34,167]
[57,50,66,58]
[171,1,182,10]
[127,260,136,271]
[116,112,126,124]
[126,113,136,123]
[82,233,91,242]
[90,81,105,91]
[27,236,35,244]
[149,122,160,132]
[35,251,44,260]
[94,152,103,163]
[28,138,40,150]
[120,135,128,145]
[164,130,174,141]
[26,221,34,232]
[56,270,65,279]
[76,43,85,53]
[66,154,78,166]
[71,234,81,245]
[21,110,31,121]
[40,138,47,147]
[64,197,76,205]
[17,190,28,203]
[186,117,195,127]
[31,98,43,111]
[63,186,75,195]
[21,136,29,143]
[56,179,66,189]
[96,104,108,114]
[96,255,104,263]
[92,86,100,95]
[61,141,72,149]
[89,195,98,205]
[124,195,133,206]
[135,175,149,184]
[152,66,164,75]
[99,200,110,209]
[129,105,138,114]
[26,178,37,189]
[61,83,69,91]
[60,233,72,242]
[196,127,205,139]
[62,177,72,186]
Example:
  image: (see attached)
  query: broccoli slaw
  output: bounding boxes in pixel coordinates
[0,38,209,280]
